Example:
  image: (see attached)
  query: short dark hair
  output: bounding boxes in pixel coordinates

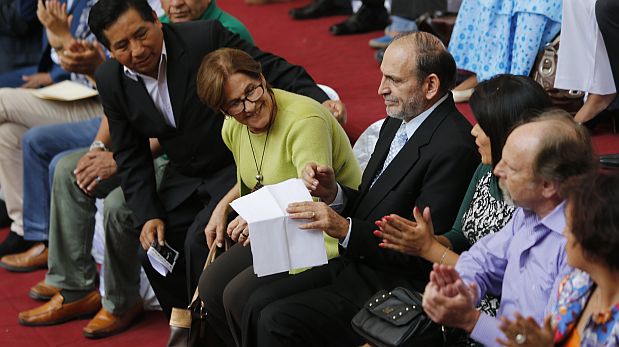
[196,48,263,111]
[526,109,596,186]
[469,75,552,168]
[89,0,155,48]
[392,32,456,94]
[564,170,619,271]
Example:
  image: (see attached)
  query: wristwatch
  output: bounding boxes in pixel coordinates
[89,140,108,152]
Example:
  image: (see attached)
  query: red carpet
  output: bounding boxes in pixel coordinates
[0,227,168,346]
[1,0,618,345]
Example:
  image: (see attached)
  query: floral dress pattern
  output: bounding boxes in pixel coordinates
[460,170,516,316]
[552,269,619,346]
[448,0,562,82]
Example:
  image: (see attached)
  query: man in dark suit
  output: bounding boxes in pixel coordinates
[237,32,479,346]
[88,0,332,317]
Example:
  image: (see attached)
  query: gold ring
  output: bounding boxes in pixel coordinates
[242,231,249,237]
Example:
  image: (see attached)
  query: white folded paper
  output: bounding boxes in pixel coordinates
[31,80,98,101]
[230,178,328,277]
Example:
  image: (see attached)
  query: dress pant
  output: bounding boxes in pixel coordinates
[0,88,102,236]
[21,118,101,242]
[391,0,446,20]
[45,150,167,315]
[198,243,294,347]
[254,258,362,347]
[596,0,619,92]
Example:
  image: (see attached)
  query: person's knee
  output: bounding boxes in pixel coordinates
[21,127,48,158]
[103,189,131,224]
[52,152,82,188]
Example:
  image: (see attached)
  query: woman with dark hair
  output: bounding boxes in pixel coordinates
[195,47,361,346]
[375,74,551,316]
[498,170,619,346]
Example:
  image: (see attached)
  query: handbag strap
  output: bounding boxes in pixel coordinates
[188,240,229,307]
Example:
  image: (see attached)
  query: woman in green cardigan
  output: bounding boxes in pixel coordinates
[195,47,361,346]
[375,74,551,316]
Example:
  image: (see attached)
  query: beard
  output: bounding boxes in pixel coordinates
[386,92,427,120]
[498,179,516,207]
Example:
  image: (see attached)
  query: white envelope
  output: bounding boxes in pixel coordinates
[230,178,328,277]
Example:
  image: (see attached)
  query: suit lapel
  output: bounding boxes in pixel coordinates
[353,98,454,219]
[162,26,188,129]
[121,75,171,134]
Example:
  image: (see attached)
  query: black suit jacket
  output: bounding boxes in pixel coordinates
[336,95,479,305]
[95,20,328,228]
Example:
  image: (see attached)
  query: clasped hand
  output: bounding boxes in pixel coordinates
[422,264,481,333]
[73,150,117,195]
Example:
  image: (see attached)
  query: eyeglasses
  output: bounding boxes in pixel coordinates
[222,84,264,116]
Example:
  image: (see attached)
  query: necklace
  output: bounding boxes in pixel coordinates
[246,93,276,192]
[247,126,270,191]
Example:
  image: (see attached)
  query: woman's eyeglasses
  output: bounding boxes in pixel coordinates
[222,84,264,116]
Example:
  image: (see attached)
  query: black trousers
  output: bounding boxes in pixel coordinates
[596,0,619,93]
[391,0,446,20]
[253,259,363,347]
[140,192,208,318]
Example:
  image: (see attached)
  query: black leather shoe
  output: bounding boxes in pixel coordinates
[0,199,10,228]
[330,5,390,36]
[0,231,36,258]
[289,0,352,20]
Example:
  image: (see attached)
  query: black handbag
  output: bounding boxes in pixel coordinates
[351,287,446,347]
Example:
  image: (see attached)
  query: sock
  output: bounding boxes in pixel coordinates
[60,289,92,303]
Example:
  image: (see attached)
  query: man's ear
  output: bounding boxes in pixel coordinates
[424,73,440,100]
[541,179,559,200]
[153,10,162,28]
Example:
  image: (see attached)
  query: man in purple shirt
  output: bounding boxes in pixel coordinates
[422,110,595,346]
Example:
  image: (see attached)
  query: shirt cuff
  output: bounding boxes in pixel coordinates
[329,183,346,213]
[338,217,353,248]
[470,312,503,347]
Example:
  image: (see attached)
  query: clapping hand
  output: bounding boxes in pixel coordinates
[374,206,437,257]
[497,313,554,347]
[37,0,72,49]
[422,264,481,333]
[59,39,106,77]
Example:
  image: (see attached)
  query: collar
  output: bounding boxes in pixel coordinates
[123,40,167,81]
[402,93,448,139]
[522,201,566,236]
[201,0,220,20]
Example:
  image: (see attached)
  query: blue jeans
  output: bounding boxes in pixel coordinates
[22,118,102,241]
[0,65,37,88]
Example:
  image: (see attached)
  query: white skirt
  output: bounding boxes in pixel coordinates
[554,0,616,95]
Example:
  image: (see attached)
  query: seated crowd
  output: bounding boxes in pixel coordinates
[0,0,617,346]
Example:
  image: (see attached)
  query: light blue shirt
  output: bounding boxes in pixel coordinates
[456,202,570,346]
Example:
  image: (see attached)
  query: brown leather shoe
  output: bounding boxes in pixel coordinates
[0,243,48,272]
[83,301,143,339]
[29,281,60,301]
[18,291,101,326]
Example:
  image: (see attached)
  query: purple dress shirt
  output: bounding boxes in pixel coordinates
[455,202,570,346]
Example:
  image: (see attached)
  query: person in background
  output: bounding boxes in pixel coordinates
[422,110,595,346]
[554,0,616,125]
[375,75,552,318]
[196,47,361,347]
[498,170,619,347]
[448,0,562,103]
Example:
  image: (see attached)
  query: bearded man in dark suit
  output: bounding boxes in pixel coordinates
[237,32,480,347]
[88,0,335,317]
